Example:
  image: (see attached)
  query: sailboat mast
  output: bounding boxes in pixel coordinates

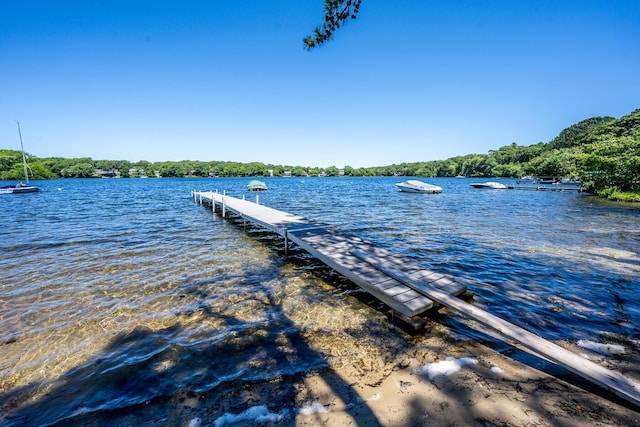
[16,121,29,183]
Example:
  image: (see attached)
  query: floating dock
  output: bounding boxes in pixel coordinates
[192,190,640,409]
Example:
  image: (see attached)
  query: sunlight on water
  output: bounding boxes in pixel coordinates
[1,177,638,425]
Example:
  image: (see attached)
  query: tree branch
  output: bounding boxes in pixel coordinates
[304,0,362,50]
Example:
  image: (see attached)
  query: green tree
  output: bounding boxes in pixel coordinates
[436,159,458,177]
[489,143,519,164]
[65,162,96,178]
[324,165,340,176]
[525,151,571,177]
[28,162,58,179]
[342,165,355,176]
[0,163,25,180]
[516,143,545,163]
[492,163,523,178]
[0,150,22,171]
[308,166,323,176]
[244,162,269,176]
[578,110,640,193]
[291,166,308,176]
[133,160,153,175]
[415,162,437,177]
[548,117,615,150]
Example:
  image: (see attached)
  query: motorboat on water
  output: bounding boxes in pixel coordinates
[395,180,443,193]
[0,121,41,194]
[470,181,508,189]
[247,180,268,191]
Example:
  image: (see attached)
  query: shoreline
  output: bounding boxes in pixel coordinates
[64,333,640,427]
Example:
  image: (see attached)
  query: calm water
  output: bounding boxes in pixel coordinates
[1,177,639,425]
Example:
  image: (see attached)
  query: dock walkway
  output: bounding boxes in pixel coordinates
[192,190,640,409]
[192,190,467,317]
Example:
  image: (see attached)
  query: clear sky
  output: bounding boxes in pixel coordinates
[2,1,639,168]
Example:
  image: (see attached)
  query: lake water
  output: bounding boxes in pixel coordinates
[1,176,639,425]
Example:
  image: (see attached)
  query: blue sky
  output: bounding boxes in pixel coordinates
[1,1,639,168]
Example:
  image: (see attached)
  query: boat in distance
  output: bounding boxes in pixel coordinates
[246,180,268,191]
[470,181,508,189]
[395,180,443,193]
[0,121,41,194]
[0,182,41,194]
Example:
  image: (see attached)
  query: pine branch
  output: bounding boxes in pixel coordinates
[303,0,362,50]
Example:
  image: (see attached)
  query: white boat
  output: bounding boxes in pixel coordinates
[395,180,443,193]
[0,121,41,194]
[0,182,40,194]
[470,181,508,189]
[246,180,268,191]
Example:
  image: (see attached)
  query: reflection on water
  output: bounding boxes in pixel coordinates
[0,177,638,424]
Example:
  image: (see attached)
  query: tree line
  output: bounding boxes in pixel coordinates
[1,108,638,200]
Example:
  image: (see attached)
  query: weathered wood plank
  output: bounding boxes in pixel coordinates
[437,281,468,296]
[288,235,433,316]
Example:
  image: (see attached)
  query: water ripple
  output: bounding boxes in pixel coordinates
[1,177,638,424]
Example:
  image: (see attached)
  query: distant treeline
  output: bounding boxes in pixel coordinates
[1,108,638,200]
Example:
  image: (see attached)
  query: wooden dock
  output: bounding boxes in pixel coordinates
[192,190,467,317]
[192,190,640,409]
[507,185,586,192]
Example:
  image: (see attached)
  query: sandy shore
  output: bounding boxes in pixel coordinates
[65,327,640,427]
[285,341,640,426]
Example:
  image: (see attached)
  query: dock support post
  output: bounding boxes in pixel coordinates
[222,198,226,218]
[199,193,202,205]
[256,195,260,205]
[284,231,288,258]
[242,194,245,200]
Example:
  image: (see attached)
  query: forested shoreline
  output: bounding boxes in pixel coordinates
[2,109,638,201]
